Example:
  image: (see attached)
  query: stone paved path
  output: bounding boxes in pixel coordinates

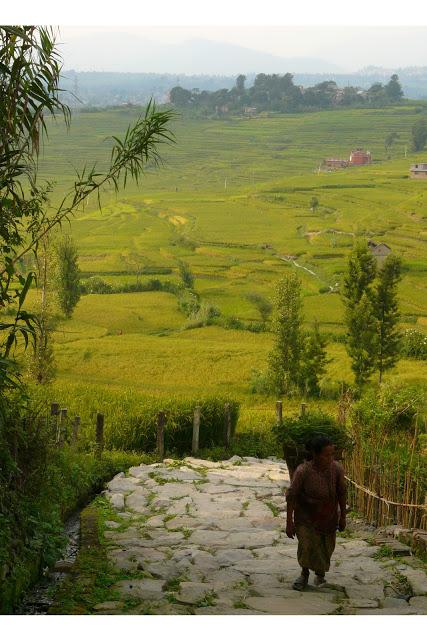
[99,456,427,615]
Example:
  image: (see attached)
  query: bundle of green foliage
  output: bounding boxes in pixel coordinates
[272,410,353,476]
[0,391,145,613]
[351,382,425,435]
[400,329,427,360]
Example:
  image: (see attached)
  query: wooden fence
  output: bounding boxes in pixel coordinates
[49,401,234,460]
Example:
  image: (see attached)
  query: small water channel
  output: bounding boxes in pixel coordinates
[15,511,81,615]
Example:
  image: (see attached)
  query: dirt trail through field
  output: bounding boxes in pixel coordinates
[98,456,427,615]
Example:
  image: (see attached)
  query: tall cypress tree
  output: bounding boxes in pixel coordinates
[346,292,378,387]
[55,234,81,318]
[299,320,329,396]
[342,242,377,387]
[268,272,303,395]
[374,255,402,382]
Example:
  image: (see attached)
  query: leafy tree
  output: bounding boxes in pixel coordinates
[346,292,378,387]
[0,26,175,390]
[28,232,57,384]
[55,235,81,318]
[310,196,319,213]
[299,321,329,396]
[169,86,193,107]
[411,118,427,152]
[384,131,400,155]
[366,82,386,106]
[235,74,246,93]
[178,260,194,289]
[385,74,403,102]
[246,292,273,323]
[268,272,303,395]
[342,241,377,305]
[341,242,377,386]
[122,251,144,284]
[374,255,402,382]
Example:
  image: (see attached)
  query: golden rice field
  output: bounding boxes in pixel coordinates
[17,104,427,426]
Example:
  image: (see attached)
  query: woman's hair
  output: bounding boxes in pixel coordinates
[307,435,333,455]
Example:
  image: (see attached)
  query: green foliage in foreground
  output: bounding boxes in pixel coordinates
[0,390,147,613]
[30,383,239,454]
[351,381,426,435]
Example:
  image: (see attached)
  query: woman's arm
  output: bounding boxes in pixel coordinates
[285,465,305,538]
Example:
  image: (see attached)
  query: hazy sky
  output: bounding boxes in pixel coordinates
[58,26,427,73]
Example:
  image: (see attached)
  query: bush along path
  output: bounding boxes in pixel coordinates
[50,456,427,615]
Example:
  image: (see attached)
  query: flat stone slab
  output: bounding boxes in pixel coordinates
[215,549,254,566]
[156,484,197,499]
[346,599,379,609]
[125,489,148,512]
[194,607,269,615]
[115,579,166,600]
[189,530,230,546]
[401,567,427,596]
[175,582,215,604]
[109,493,125,510]
[107,476,141,492]
[382,597,409,609]
[127,466,152,479]
[408,595,427,612]
[245,595,339,615]
[93,601,125,611]
[233,557,296,575]
[225,531,280,549]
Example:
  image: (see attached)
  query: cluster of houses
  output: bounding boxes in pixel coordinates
[323,149,372,170]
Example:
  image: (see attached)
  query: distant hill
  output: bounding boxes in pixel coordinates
[59,35,342,76]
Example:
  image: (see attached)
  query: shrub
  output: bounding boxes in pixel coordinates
[272,410,353,476]
[178,289,200,317]
[249,368,274,395]
[184,301,221,329]
[80,278,180,295]
[351,382,425,435]
[80,276,112,294]
[0,391,145,613]
[400,329,427,360]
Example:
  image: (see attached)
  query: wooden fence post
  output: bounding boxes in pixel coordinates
[276,400,283,426]
[51,402,60,416]
[157,411,166,461]
[58,408,67,446]
[96,413,104,458]
[300,402,307,418]
[224,402,231,448]
[192,406,201,455]
[72,416,80,445]
[51,402,60,443]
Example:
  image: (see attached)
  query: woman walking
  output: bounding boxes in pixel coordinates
[285,435,347,590]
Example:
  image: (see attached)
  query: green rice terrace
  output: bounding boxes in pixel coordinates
[27,104,427,421]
